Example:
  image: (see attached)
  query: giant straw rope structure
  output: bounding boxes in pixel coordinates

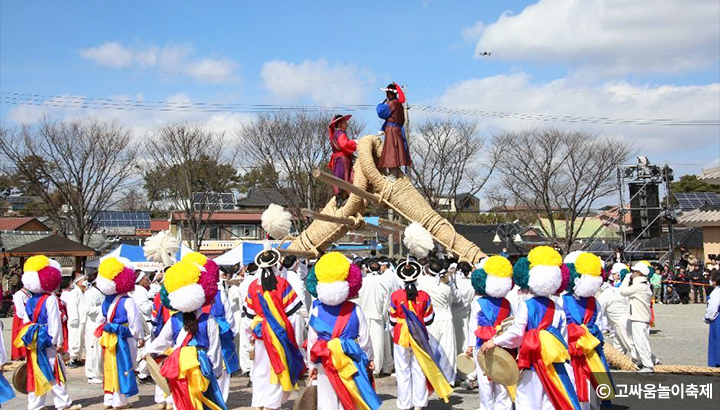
[288,134,486,262]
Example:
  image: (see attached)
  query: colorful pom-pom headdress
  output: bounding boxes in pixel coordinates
[159,252,220,313]
[471,255,513,298]
[312,252,362,306]
[513,246,564,297]
[22,255,62,294]
[566,252,604,298]
[97,256,137,295]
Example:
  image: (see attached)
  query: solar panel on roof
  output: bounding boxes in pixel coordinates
[674,192,720,211]
[95,210,150,229]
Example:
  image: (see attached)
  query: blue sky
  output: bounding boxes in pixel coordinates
[1,0,719,179]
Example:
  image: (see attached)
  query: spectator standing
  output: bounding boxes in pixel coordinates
[690,262,706,303]
[650,268,663,303]
[620,262,657,373]
[676,268,692,304]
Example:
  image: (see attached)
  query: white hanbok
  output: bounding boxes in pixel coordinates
[357,272,389,375]
[61,287,86,361]
[452,274,476,357]
[597,284,634,355]
[83,285,105,380]
[417,274,458,382]
[237,272,256,374]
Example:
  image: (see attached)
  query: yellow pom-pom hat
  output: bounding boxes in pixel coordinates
[471,255,514,298]
[96,256,136,295]
[22,255,62,294]
[314,252,362,306]
[526,246,564,297]
[564,251,605,297]
[157,252,219,313]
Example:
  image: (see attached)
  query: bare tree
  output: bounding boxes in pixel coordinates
[118,188,148,211]
[143,123,237,250]
[409,118,500,222]
[237,110,365,229]
[492,128,634,252]
[0,118,138,245]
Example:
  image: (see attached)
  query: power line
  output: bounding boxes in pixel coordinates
[1,92,719,127]
[2,58,718,98]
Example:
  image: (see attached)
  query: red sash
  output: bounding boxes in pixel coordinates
[567,297,597,402]
[161,332,196,410]
[516,300,575,410]
[309,302,355,410]
[474,298,511,342]
[25,294,50,392]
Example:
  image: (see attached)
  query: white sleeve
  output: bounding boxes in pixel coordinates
[45,296,63,346]
[0,322,6,365]
[146,319,174,355]
[133,289,153,320]
[355,305,374,361]
[307,308,318,371]
[221,290,236,334]
[66,291,80,326]
[558,310,568,344]
[705,288,720,322]
[206,318,223,378]
[84,289,103,322]
[467,299,480,349]
[595,299,608,332]
[13,292,27,321]
[493,301,527,349]
[125,298,145,340]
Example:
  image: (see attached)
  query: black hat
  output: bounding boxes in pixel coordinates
[396,260,422,283]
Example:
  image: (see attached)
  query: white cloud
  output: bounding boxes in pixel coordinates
[431,73,720,165]
[468,0,720,75]
[79,42,239,84]
[261,59,373,105]
[461,21,484,43]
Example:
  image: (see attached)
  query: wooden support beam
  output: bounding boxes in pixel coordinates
[301,209,358,226]
[377,218,406,232]
[312,169,382,204]
[278,248,317,259]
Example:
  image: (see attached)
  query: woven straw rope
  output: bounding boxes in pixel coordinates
[289,135,486,262]
[603,343,720,376]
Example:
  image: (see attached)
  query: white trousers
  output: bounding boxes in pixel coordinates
[366,318,386,375]
[317,366,344,410]
[290,311,307,364]
[427,317,456,383]
[382,327,394,374]
[474,351,512,410]
[515,369,556,410]
[452,308,469,357]
[103,392,129,408]
[84,327,103,379]
[631,321,654,369]
[610,316,634,355]
[394,344,428,409]
[154,385,173,405]
[250,340,290,409]
[238,316,253,374]
[27,348,72,410]
[218,369,230,402]
[67,323,84,360]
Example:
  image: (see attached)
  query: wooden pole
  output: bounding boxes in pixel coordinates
[377,218,406,232]
[301,209,359,226]
[312,169,382,203]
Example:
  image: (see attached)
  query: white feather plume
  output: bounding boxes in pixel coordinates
[143,230,180,266]
[403,222,435,258]
[262,203,292,239]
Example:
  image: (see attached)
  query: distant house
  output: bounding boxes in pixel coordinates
[169,211,265,255]
[236,188,289,212]
[677,166,720,261]
[0,217,50,232]
[434,193,481,213]
[0,195,43,215]
[453,223,546,258]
